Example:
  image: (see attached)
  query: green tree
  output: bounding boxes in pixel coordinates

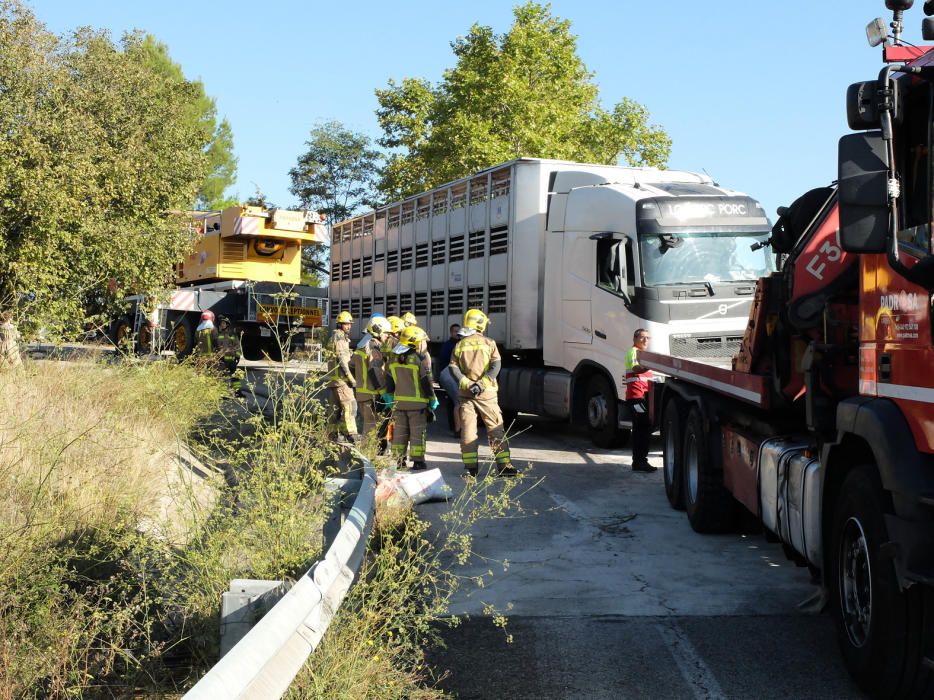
[289,121,381,286]
[0,1,213,337]
[131,35,238,209]
[375,2,671,199]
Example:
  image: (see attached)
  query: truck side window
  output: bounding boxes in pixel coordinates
[596,238,629,297]
[895,82,933,253]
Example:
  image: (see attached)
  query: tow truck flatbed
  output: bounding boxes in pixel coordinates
[639,350,769,409]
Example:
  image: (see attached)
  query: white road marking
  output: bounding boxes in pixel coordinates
[656,621,726,699]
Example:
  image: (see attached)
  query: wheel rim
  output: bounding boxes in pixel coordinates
[839,516,872,648]
[664,419,676,484]
[686,431,699,502]
[588,392,608,430]
[174,325,189,354]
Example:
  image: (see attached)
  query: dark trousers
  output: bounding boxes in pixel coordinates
[628,398,650,465]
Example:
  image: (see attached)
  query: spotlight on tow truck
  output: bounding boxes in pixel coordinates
[885,0,914,9]
[867,17,889,46]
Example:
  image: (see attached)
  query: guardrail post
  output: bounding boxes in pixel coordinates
[220,579,290,657]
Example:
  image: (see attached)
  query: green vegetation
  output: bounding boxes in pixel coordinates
[0,1,232,338]
[375,1,672,199]
[0,354,524,697]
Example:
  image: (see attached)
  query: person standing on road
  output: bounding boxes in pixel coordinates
[352,316,391,441]
[0,311,22,368]
[449,309,515,477]
[384,326,438,470]
[626,328,655,472]
[438,323,462,436]
[195,310,217,355]
[378,315,406,450]
[216,316,242,393]
[325,310,358,443]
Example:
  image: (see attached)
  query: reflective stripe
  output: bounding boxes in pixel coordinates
[462,454,479,464]
[353,348,379,395]
[389,360,429,404]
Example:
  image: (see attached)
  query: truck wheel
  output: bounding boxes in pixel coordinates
[662,399,685,510]
[172,317,196,360]
[241,336,264,361]
[110,315,134,352]
[585,374,629,448]
[830,465,934,698]
[682,407,733,533]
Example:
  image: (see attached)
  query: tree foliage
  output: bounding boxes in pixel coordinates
[0,1,214,337]
[289,120,381,225]
[133,35,238,210]
[289,121,381,287]
[375,2,671,199]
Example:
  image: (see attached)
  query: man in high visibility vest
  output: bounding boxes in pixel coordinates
[449,309,515,477]
[625,328,656,472]
[377,315,406,450]
[195,310,216,355]
[384,325,438,470]
[216,316,241,393]
[325,310,358,442]
[352,315,391,440]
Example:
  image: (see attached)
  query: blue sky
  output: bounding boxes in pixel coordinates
[32,1,904,222]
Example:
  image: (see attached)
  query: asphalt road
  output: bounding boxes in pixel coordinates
[415,410,866,700]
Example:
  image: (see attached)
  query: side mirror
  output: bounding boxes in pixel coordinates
[847,81,881,129]
[838,132,890,253]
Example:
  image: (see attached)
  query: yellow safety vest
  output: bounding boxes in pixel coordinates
[352,340,383,396]
[389,354,430,410]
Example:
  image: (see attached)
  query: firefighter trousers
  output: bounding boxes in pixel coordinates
[391,408,427,462]
[459,392,510,467]
[358,396,384,438]
[327,385,358,437]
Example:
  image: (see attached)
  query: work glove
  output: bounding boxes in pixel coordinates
[426,408,436,424]
[429,398,439,411]
[381,392,394,409]
[469,383,483,397]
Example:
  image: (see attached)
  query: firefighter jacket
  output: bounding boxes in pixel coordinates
[386,350,436,410]
[217,330,239,361]
[449,333,501,398]
[352,337,386,397]
[326,328,354,388]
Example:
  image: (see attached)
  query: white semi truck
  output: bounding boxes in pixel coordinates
[330,158,773,446]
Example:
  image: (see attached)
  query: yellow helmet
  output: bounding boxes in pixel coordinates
[401,311,417,327]
[335,310,353,324]
[395,325,428,352]
[367,316,392,335]
[386,315,405,334]
[463,308,489,332]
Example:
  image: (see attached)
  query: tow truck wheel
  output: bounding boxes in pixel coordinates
[830,465,934,698]
[662,399,685,510]
[585,374,629,448]
[682,407,733,533]
[172,317,196,360]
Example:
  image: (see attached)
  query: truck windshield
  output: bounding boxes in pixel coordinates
[638,231,774,286]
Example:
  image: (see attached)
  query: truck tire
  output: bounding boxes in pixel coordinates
[830,465,934,698]
[172,316,196,360]
[682,407,734,533]
[662,399,685,510]
[585,374,629,448]
[241,335,264,361]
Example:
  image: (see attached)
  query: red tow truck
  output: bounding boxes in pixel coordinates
[643,2,934,696]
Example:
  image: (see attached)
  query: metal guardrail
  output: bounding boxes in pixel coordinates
[184,452,377,699]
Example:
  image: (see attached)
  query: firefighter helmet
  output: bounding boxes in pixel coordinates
[401,311,417,327]
[335,310,353,324]
[200,310,215,321]
[463,308,489,332]
[395,325,428,353]
[367,316,392,336]
[386,315,405,334]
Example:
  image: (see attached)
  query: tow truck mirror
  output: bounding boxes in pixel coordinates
[847,81,881,129]
[838,132,889,253]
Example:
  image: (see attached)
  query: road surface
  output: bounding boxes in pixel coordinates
[416,411,865,699]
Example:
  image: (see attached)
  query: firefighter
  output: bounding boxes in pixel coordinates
[326,310,358,442]
[352,315,392,439]
[216,316,241,393]
[377,315,406,450]
[401,311,418,328]
[384,325,438,470]
[449,309,515,477]
[195,310,216,355]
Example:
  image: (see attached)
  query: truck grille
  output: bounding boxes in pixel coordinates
[669,332,743,359]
